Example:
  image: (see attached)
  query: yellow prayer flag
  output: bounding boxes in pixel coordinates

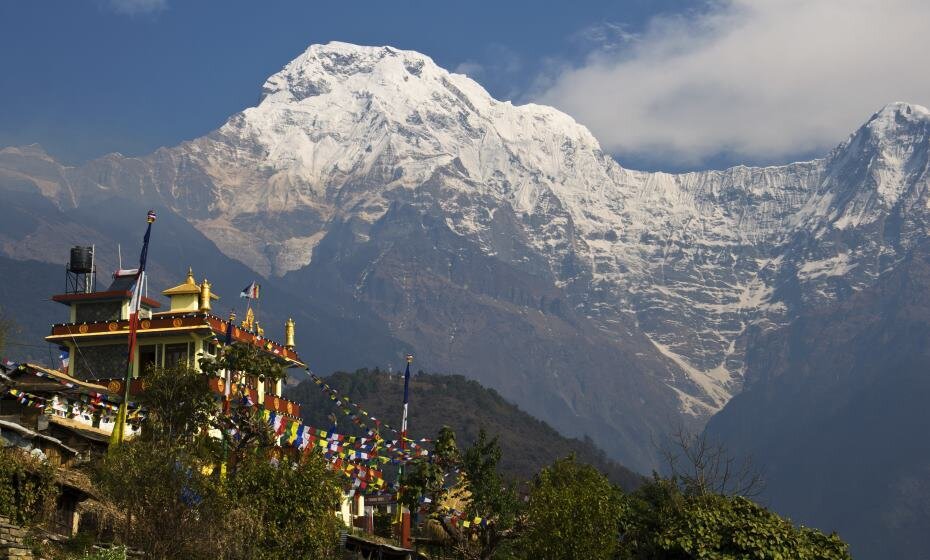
[107,402,128,453]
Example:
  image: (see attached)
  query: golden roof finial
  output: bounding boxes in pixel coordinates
[285,318,296,349]
[199,277,216,312]
[162,266,203,296]
[242,307,255,331]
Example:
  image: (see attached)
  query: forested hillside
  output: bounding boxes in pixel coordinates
[286,368,642,489]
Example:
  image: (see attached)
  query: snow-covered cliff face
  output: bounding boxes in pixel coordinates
[177,43,614,278]
[5,43,930,425]
[605,103,930,413]
[784,103,930,302]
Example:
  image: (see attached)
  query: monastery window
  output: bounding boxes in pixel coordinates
[139,344,159,374]
[264,376,276,397]
[164,343,191,369]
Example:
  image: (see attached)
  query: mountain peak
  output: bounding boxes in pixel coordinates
[871,101,929,119]
[221,43,604,231]
[859,101,930,143]
[260,42,450,104]
[829,101,930,174]
[813,101,930,223]
[253,42,595,140]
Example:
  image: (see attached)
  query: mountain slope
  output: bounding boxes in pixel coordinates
[286,369,643,490]
[705,240,930,560]
[279,201,683,470]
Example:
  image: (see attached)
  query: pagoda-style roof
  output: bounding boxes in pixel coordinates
[162,267,204,296]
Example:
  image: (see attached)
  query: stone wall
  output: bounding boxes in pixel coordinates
[0,517,32,560]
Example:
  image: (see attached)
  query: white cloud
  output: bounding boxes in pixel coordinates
[107,0,167,15]
[536,0,930,167]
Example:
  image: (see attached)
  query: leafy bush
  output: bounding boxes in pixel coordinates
[518,456,625,560]
[0,447,59,525]
[94,442,228,560]
[227,452,342,560]
[403,427,526,560]
[95,356,342,560]
[74,546,127,560]
[620,476,851,560]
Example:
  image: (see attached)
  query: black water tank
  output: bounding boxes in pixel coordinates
[69,246,93,273]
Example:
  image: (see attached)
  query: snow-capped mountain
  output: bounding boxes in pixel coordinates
[2,42,929,470]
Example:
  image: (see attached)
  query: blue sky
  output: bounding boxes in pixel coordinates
[1,1,928,171]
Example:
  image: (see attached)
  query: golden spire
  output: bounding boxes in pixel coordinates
[285,318,296,349]
[242,307,255,331]
[162,266,201,296]
[255,321,264,337]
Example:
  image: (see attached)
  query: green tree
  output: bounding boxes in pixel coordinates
[136,363,217,446]
[95,442,228,560]
[227,452,343,560]
[619,476,851,560]
[404,427,526,560]
[95,347,342,559]
[198,343,286,387]
[518,456,624,560]
[209,347,341,559]
[199,344,284,469]
[402,425,460,513]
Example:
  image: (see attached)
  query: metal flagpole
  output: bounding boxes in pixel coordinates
[221,310,235,479]
[396,354,413,526]
[223,311,235,414]
[400,354,412,453]
[109,210,156,451]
